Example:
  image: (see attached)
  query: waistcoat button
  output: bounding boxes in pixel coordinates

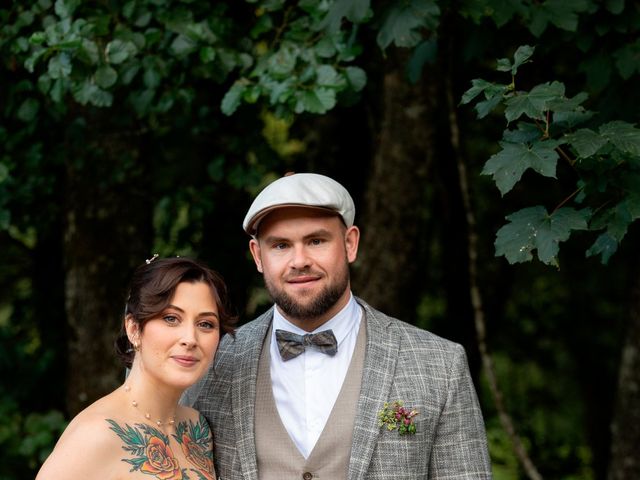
[302,472,313,480]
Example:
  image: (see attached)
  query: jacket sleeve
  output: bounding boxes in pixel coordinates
[428,344,492,479]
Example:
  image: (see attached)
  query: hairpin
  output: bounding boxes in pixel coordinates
[145,253,159,264]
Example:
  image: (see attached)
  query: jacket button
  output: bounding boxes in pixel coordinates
[302,473,313,480]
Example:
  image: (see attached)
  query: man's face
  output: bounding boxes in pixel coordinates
[249,207,360,331]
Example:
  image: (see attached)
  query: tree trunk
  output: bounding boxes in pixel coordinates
[352,47,436,322]
[608,268,640,480]
[63,128,152,415]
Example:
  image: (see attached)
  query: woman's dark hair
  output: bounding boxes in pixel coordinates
[115,257,236,368]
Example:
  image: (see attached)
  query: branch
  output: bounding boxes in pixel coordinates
[445,43,543,480]
[551,186,584,215]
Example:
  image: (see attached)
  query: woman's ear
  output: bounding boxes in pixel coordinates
[125,314,140,346]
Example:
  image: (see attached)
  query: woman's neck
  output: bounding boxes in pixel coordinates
[123,366,183,429]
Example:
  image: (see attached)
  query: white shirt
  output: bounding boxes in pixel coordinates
[269,293,362,458]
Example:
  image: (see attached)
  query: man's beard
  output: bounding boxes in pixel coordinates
[264,263,350,321]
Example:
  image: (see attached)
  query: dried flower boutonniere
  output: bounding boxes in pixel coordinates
[378,401,419,435]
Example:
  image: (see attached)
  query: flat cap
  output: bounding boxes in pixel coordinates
[243,173,355,236]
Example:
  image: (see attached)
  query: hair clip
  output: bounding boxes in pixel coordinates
[145,253,159,264]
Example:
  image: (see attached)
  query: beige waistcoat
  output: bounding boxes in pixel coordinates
[254,319,366,480]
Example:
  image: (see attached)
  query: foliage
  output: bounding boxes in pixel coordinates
[0,399,67,478]
[462,45,640,266]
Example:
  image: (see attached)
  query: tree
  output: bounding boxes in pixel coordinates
[463,43,640,480]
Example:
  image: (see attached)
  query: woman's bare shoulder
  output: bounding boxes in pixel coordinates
[35,399,127,479]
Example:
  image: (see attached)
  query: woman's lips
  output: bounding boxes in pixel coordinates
[172,356,198,367]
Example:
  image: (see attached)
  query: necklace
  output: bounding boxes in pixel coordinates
[124,385,176,427]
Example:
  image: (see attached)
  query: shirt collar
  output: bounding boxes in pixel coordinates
[272,292,360,346]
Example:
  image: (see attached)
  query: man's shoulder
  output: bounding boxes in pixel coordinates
[357,297,463,353]
[217,307,273,352]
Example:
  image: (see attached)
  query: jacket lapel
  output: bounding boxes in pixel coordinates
[232,309,273,480]
[348,299,399,480]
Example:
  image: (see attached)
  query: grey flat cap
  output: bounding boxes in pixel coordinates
[243,173,355,236]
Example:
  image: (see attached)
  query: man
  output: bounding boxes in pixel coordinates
[190,173,492,479]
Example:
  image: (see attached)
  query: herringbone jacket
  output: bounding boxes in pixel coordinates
[190,298,492,480]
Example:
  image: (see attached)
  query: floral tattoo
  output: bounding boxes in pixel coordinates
[107,415,214,480]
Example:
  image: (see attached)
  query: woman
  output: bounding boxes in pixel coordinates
[36,256,235,480]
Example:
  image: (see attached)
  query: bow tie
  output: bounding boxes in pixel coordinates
[275,329,338,361]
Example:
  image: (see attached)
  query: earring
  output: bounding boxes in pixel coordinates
[133,342,140,351]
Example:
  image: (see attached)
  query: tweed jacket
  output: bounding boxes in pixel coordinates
[192,298,492,480]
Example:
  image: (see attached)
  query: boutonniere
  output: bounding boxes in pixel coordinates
[378,401,419,435]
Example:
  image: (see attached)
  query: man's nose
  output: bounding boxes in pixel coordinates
[289,244,311,269]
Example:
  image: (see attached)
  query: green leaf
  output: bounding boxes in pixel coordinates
[30,32,46,45]
[50,78,66,102]
[512,45,535,71]
[377,0,440,49]
[345,66,367,92]
[143,67,162,89]
[72,79,113,107]
[613,43,640,80]
[579,54,612,91]
[95,65,118,89]
[267,44,297,78]
[322,0,372,32]
[0,163,9,183]
[565,128,607,158]
[265,78,293,104]
[606,0,624,14]
[528,9,550,37]
[170,34,197,57]
[315,36,336,58]
[502,123,543,144]
[48,52,72,79]
[54,0,80,19]
[295,87,336,114]
[546,91,588,112]
[25,49,48,72]
[545,0,591,32]
[504,81,565,122]
[461,79,493,105]
[316,65,343,87]
[590,201,633,244]
[585,232,618,264]
[17,98,40,122]
[407,39,437,84]
[221,81,247,116]
[199,46,216,63]
[482,140,560,195]
[498,45,535,75]
[475,94,503,119]
[78,39,100,65]
[462,80,508,118]
[496,57,512,72]
[0,209,11,230]
[106,39,138,65]
[130,89,154,116]
[600,121,640,156]
[119,63,140,85]
[495,206,589,265]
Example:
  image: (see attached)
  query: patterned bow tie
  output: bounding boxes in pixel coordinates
[275,329,338,361]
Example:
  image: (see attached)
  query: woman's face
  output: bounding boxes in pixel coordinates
[130,281,220,390]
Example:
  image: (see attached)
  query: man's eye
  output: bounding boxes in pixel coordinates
[273,243,288,250]
[310,238,324,246]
